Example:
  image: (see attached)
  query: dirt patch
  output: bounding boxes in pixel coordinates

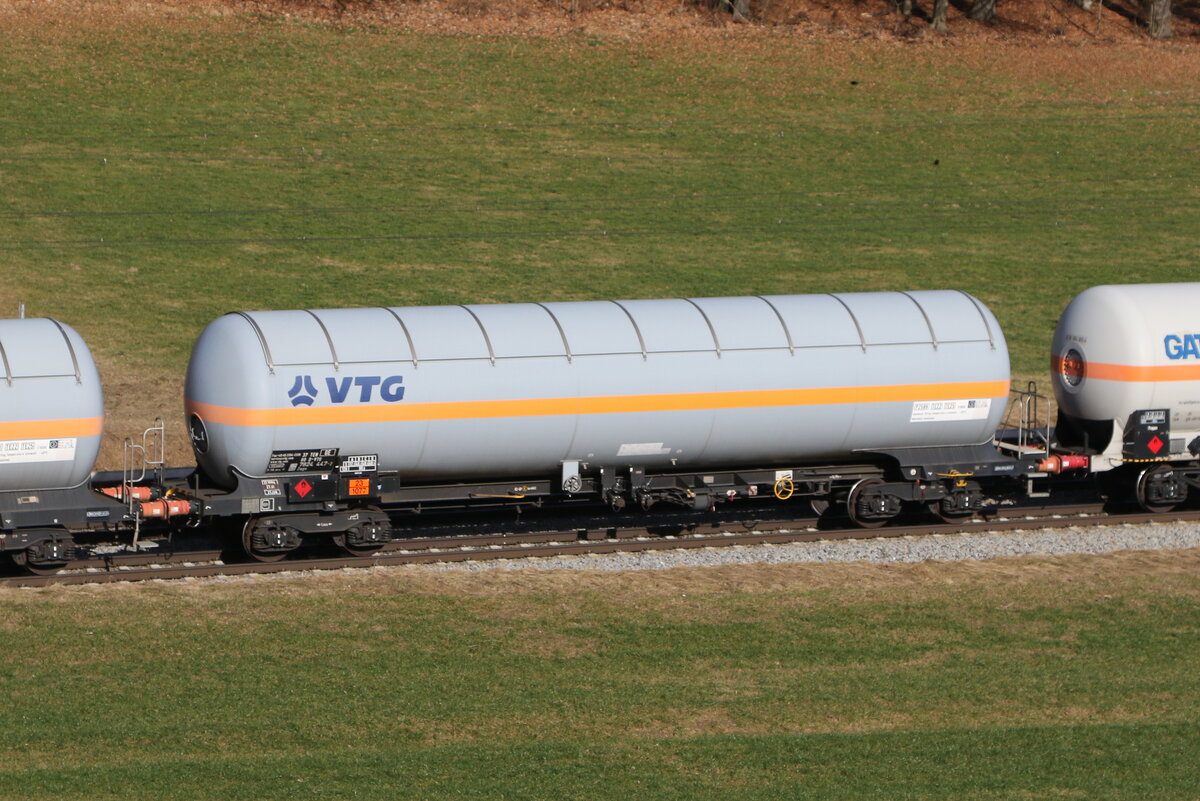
[1,0,1197,44]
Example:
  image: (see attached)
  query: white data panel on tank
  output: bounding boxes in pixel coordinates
[0,437,77,464]
[909,398,993,423]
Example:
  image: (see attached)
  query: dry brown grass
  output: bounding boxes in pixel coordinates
[95,356,191,470]
[9,544,1197,605]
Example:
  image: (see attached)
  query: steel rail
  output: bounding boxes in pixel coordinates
[3,501,1196,588]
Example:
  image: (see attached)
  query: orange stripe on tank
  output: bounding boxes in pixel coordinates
[186,380,1010,428]
[1051,355,1200,382]
[0,416,104,440]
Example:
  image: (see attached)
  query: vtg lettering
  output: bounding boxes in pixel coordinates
[325,375,406,403]
[287,374,405,406]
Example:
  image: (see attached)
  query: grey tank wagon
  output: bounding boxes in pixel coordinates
[180,291,1040,559]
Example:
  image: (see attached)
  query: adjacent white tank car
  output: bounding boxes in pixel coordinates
[0,318,103,491]
[184,291,1012,488]
[1054,283,1200,462]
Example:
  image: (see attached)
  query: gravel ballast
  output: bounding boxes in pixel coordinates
[417,522,1200,573]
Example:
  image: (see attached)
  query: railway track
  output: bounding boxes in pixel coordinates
[4,500,1197,588]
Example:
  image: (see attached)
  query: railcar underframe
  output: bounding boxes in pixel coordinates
[4,402,1199,572]
[168,437,1056,561]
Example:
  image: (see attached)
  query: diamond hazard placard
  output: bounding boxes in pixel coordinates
[1123,408,1171,460]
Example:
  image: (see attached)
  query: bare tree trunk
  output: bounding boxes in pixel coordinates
[899,0,913,18]
[968,0,997,21]
[932,0,949,30]
[728,0,750,21]
[1146,0,1172,37]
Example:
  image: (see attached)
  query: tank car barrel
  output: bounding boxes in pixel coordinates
[184,292,1011,489]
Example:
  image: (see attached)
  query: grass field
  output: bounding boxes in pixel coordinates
[2,551,1198,799]
[5,17,1199,461]
[3,15,1200,389]
[3,10,1200,799]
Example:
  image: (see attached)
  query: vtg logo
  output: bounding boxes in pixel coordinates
[287,375,406,407]
[1164,334,1200,360]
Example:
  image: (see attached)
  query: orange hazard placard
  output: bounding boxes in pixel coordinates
[347,478,371,496]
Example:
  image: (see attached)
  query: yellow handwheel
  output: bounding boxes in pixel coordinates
[773,477,795,500]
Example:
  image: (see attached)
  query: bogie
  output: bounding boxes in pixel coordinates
[1135,464,1188,513]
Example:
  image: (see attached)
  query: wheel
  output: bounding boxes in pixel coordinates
[9,548,69,576]
[847,478,897,529]
[332,528,386,557]
[926,500,974,524]
[8,533,72,575]
[241,517,294,563]
[1136,463,1186,513]
[333,507,392,556]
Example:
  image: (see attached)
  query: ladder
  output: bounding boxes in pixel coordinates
[121,417,166,552]
[998,382,1052,498]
